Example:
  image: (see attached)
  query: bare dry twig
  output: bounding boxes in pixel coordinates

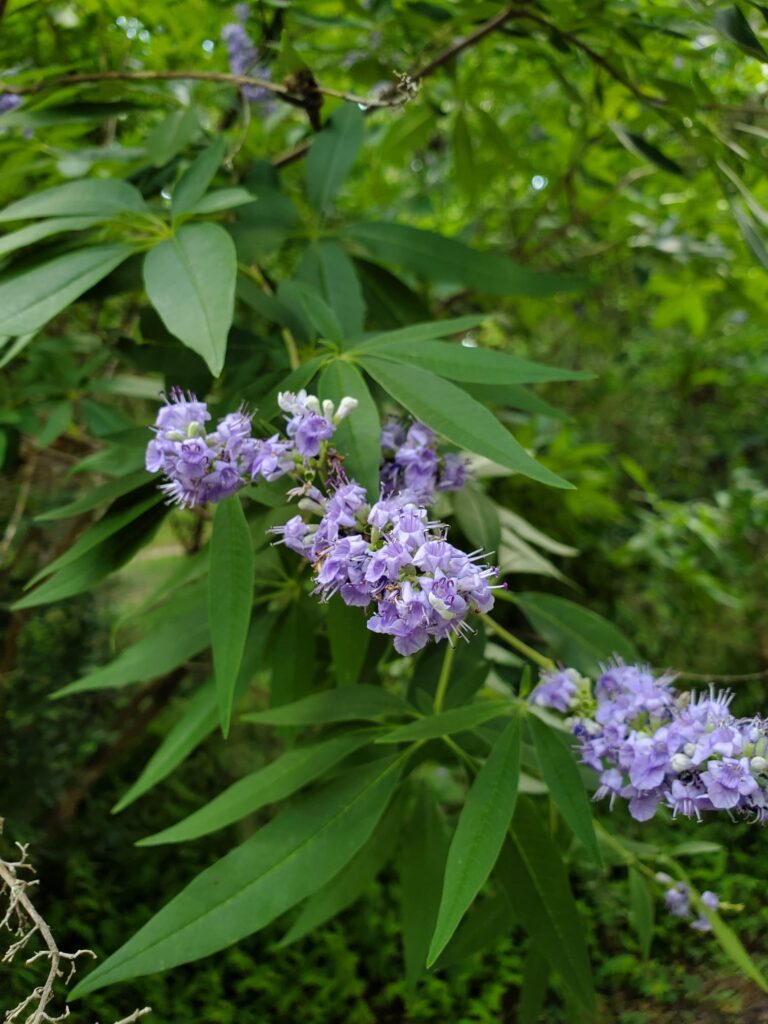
[0,827,149,1024]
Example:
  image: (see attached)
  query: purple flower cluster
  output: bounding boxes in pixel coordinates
[657,875,719,932]
[380,419,469,504]
[145,388,351,508]
[221,4,274,104]
[530,662,768,823]
[0,93,21,115]
[274,491,498,655]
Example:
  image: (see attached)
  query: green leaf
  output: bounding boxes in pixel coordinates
[359,357,571,489]
[361,339,591,384]
[432,890,513,970]
[453,110,476,198]
[305,103,364,213]
[427,714,521,966]
[143,223,235,377]
[453,484,502,554]
[463,382,569,420]
[69,755,404,997]
[349,316,487,351]
[35,470,152,521]
[377,702,509,744]
[0,216,103,258]
[187,188,257,215]
[528,714,602,866]
[609,123,686,176]
[628,868,654,959]
[242,685,412,726]
[713,5,768,60]
[138,730,378,845]
[499,797,595,1013]
[696,891,768,992]
[172,138,226,218]
[518,947,550,1024]
[0,244,132,335]
[12,503,165,612]
[297,239,366,338]
[279,279,343,341]
[325,595,371,687]
[268,602,317,707]
[345,222,581,296]
[514,592,638,675]
[146,107,198,166]
[112,615,275,813]
[319,359,381,498]
[280,794,401,946]
[400,784,450,998]
[354,258,430,328]
[27,489,163,587]
[209,495,254,736]
[257,355,326,417]
[0,179,149,222]
[53,604,210,699]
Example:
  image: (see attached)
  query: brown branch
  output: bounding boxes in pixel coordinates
[0,69,394,109]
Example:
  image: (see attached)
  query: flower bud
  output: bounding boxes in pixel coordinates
[670,753,693,772]
[750,756,768,774]
[334,396,359,423]
[322,399,335,421]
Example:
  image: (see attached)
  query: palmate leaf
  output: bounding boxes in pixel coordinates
[209,495,254,736]
[138,730,380,846]
[528,713,602,866]
[69,755,405,998]
[359,356,571,489]
[427,714,521,966]
[143,222,236,377]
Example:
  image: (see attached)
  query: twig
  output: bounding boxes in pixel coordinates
[0,453,38,567]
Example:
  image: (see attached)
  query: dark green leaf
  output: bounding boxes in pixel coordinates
[359,357,571,489]
[427,714,521,965]
[280,794,401,946]
[345,222,581,296]
[187,188,256,215]
[453,484,502,555]
[609,123,686,176]
[0,244,132,335]
[278,279,343,341]
[297,239,366,337]
[138,730,378,845]
[528,714,602,866]
[514,592,638,675]
[713,5,768,60]
[0,216,102,258]
[319,359,381,498]
[146,107,198,166]
[209,495,254,736]
[143,222,236,377]
[305,103,365,213]
[518,947,550,1024]
[35,470,152,521]
[53,603,209,698]
[172,138,226,217]
[268,602,317,707]
[69,755,404,997]
[432,890,513,970]
[325,595,371,687]
[0,179,149,221]
[400,784,450,998]
[499,797,595,1012]
[377,702,509,744]
[242,685,412,726]
[697,891,768,992]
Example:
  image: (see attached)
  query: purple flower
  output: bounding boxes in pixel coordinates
[701,757,759,810]
[287,412,335,458]
[248,435,295,482]
[530,669,579,713]
[0,93,22,115]
[221,20,273,104]
[437,453,470,492]
[664,883,690,918]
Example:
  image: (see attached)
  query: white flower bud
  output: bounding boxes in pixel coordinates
[322,399,335,421]
[684,742,695,757]
[333,396,359,423]
[750,756,768,774]
[304,394,321,414]
[298,497,325,515]
[670,753,693,773]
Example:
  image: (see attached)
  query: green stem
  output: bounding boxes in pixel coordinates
[480,614,555,671]
[239,261,301,370]
[433,642,456,713]
[442,734,478,772]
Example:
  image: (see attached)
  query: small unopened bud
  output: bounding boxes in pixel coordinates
[298,497,325,515]
[684,742,695,757]
[655,871,672,885]
[670,753,693,773]
[750,756,768,774]
[333,396,359,423]
[305,394,321,414]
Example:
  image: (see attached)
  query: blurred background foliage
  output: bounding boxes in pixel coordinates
[1,0,767,1020]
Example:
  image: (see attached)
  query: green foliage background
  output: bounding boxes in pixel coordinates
[1,0,767,1021]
